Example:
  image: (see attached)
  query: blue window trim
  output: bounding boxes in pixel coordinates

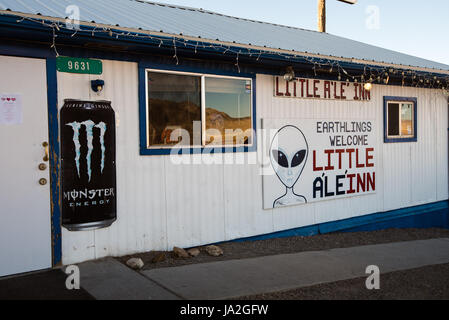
[138,62,257,156]
[383,96,418,143]
[46,58,62,267]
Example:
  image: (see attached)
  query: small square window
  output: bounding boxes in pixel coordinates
[384,97,417,143]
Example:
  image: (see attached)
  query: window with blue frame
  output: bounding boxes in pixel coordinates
[384,96,417,143]
[143,69,255,153]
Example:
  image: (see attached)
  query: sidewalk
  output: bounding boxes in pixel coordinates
[78,238,449,300]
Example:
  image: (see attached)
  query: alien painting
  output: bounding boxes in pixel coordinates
[269,125,309,208]
[263,118,377,210]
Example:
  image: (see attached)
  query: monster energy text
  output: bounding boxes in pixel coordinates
[64,188,115,208]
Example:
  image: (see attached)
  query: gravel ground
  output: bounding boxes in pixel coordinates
[234,263,449,300]
[117,228,449,271]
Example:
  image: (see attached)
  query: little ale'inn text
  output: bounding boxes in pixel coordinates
[275,77,371,101]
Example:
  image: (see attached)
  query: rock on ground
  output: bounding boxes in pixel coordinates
[126,258,144,270]
[187,248,200,257]
[173,247,190,258]
[205,245,223,257]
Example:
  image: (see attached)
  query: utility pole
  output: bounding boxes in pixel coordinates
[318,0,357,33]
[318,0,326,33]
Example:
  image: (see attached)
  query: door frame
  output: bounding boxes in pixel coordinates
[0,45,62,267]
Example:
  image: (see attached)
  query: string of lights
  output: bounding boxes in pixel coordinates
[2,12,449,95]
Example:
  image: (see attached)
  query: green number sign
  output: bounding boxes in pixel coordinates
[56,57,103,75]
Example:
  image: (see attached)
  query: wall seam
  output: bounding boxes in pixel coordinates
[163,157,169,251]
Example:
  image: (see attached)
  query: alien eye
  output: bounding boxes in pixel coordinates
[272,150,289,168]
[291,150,306,168]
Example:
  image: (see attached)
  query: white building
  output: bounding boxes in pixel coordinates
[0,0,448,277]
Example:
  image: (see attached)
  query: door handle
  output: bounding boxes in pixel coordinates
[42,142,49,162]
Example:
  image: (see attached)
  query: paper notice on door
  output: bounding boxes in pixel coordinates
[0,94,22,125]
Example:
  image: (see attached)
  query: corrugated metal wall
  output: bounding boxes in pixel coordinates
[58,62,448,265]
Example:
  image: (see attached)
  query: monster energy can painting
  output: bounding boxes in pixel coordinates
[61,100,117,231]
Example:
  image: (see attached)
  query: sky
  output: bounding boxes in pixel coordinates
[153,0,449,66]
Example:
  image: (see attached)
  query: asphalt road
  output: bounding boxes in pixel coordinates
[235,263,449,300]
[0,269,94,300]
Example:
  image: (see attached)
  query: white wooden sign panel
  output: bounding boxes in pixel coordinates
[263,118,377,209]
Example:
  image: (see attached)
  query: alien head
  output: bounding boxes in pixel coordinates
[270,125,308,189]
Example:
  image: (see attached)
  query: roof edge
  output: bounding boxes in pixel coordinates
[1,10,449,76]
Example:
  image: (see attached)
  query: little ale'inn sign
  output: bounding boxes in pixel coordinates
[274,76,372,101]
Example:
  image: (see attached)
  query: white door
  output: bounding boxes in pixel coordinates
[0,56,52,277]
